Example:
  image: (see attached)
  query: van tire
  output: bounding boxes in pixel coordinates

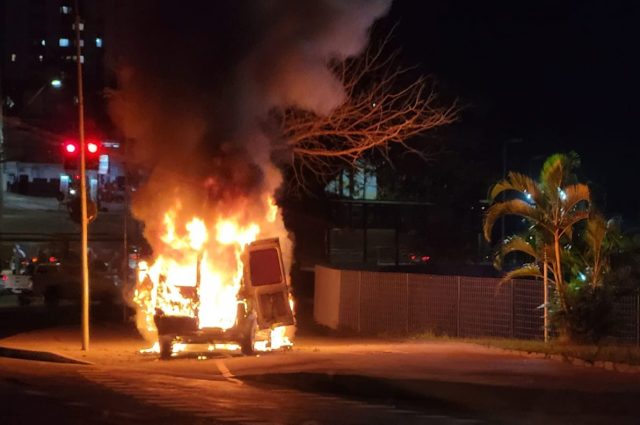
[241,316,257,356]
[159,335,174,360]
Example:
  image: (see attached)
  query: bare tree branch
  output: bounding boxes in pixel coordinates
[271,35,459,187]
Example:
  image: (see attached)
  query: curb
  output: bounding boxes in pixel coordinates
[0,345,92,365]
[495,347,640,374]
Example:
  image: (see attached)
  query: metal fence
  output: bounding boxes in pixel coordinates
[314,265,640,345]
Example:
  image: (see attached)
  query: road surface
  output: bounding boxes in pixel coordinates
[1,355,484,425]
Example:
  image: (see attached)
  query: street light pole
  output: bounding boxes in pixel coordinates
[501,142,507,242]
[501,138,523,242]
[0,76,62,211]
[25,79,63,108]
[0,2,6,209]
[74,0,90,351]
[0,64,5,211]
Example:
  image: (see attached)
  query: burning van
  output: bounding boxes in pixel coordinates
[135,233,295,359]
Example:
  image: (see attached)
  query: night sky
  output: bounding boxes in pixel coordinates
[388,0,640,220]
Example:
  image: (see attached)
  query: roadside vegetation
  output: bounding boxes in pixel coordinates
[410,332,640,366]
[469,337,640,365]
[483,153,640,343]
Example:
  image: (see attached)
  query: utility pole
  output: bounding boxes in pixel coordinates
[122,139,128,323]
[501,138,523,242]
[74,0,90,351]
[0,62,5,211]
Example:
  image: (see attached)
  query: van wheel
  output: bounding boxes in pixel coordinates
[159,335,174,360]
[44,287,60,307]
[241,316,258,355]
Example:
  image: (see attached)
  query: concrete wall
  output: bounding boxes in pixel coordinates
[314,266,342,330]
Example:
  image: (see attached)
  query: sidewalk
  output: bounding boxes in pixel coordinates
[0,323,148,365]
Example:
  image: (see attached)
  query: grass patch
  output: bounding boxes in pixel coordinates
[411,332,640,365]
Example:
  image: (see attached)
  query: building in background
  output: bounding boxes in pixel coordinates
[0,0,119,201]
[1,0,106,113]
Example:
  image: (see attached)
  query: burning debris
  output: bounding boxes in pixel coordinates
[106,1,391,356]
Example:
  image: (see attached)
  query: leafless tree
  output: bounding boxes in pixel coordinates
[271,37,459,187]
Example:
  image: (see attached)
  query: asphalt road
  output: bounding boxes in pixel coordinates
[0,358,192,425]
[0,300,481,424]
[2,304,640,425]
[0,207,125,238]
[0,356,484,425]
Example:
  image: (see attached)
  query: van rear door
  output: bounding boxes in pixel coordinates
[244,238,294,330]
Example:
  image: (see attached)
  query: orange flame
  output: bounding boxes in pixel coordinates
[134,196,294,354]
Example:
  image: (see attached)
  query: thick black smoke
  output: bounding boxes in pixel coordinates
[106,0,391,249]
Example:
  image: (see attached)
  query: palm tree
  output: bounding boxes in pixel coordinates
[483,154,591,325]
[560,214,623,342]
[493,230,556,341]
[580,214,622,287]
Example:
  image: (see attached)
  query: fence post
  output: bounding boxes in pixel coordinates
[357,271,362,332]
[405,273,410,334]
[510,280,515,338]
[456,276,461,338]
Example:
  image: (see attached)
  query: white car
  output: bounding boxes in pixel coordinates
[0,269,34,305]
[31,261,120,306]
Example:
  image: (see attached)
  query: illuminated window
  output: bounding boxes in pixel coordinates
[38,55,43,62]
[72,22,84,31]
[40,39,46,46]
[325,160,378,200]
[10,53,16,62]
[59,38,70,47]
[95,37,103,48]
[60,6,71,14]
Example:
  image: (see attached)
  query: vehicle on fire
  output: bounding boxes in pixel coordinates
[155,237,295,359]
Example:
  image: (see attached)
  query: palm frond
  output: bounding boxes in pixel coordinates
[560,210,590,236]
[489,172,540,202]
[500,263,543,284]
[540,154,565,198]
[585,214,607,254]
[483,199,546,241]
[500,235,540,261]
[562,184,590,213]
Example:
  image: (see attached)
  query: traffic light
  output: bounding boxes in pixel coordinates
[62,139,101,170]
[86,140,100,170]
[63,140,79,170]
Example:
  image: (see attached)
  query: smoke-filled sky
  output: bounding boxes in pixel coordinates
[106,0,390,247]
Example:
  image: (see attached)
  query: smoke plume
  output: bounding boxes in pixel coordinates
[107,1,391,261]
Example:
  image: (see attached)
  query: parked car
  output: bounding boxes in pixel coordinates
[0,269,34,305]
[31,258,121,306]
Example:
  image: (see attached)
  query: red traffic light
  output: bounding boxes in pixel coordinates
[64,142,78,154]
[87,142,98,154]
